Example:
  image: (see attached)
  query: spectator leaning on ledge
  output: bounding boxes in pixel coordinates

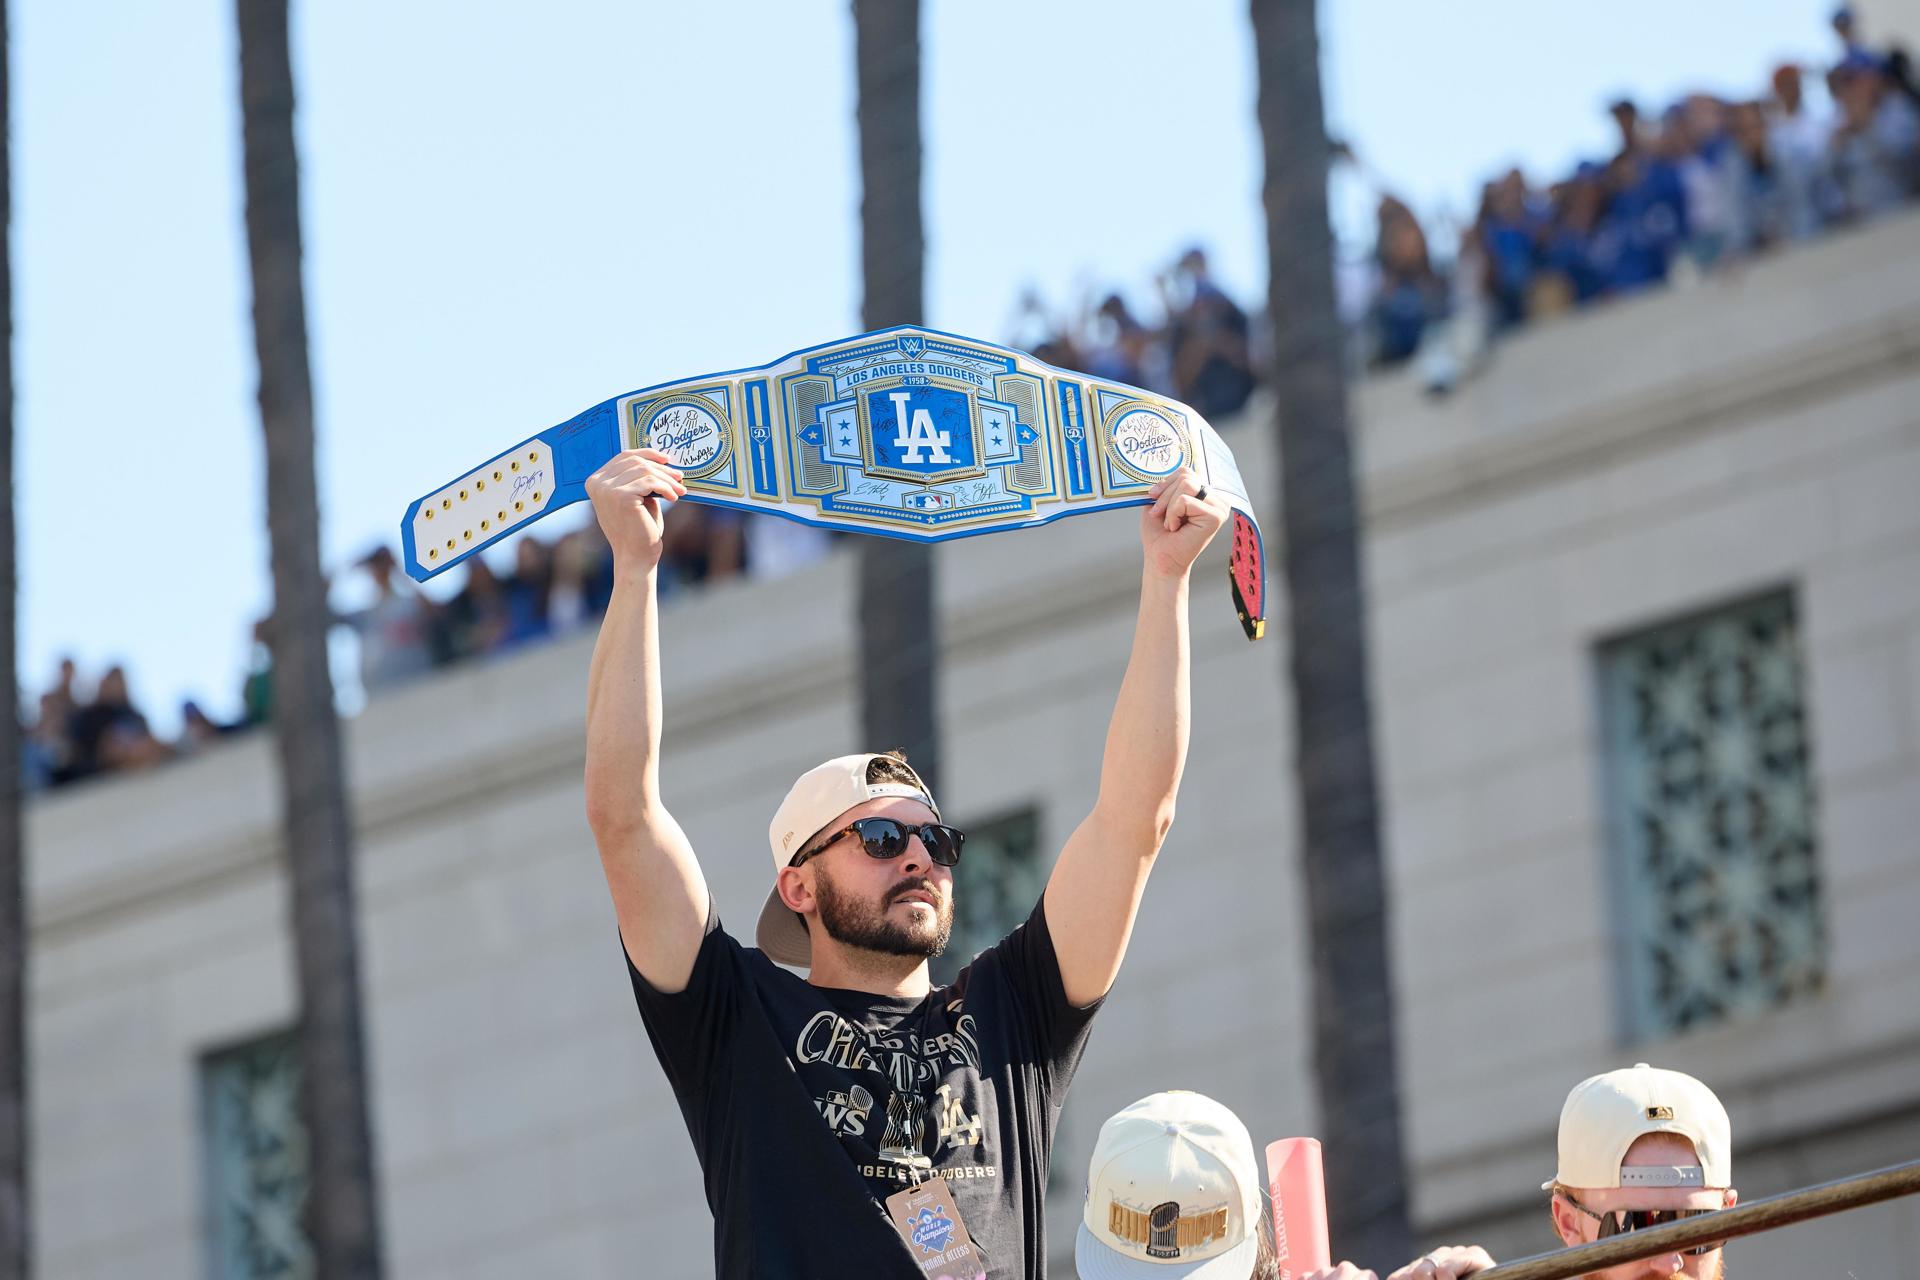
[1162,248,1255,420]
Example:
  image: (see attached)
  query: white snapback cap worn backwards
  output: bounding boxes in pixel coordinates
[1545,1062,1731,1191]
[1076,1090,1262,1280]
[756,753,939,968]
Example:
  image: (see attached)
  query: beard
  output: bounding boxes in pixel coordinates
[814,865,953,959]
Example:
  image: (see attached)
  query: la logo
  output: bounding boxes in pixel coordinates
[888,391,953,464]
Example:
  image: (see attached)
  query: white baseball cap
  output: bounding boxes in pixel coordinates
[1076,1091,1263,1280]
[755,753,939,967]
[1544,1063,1731,1191]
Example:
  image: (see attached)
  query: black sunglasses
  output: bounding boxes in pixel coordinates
[1562,1195,1719,1257]
[792,817,965,868]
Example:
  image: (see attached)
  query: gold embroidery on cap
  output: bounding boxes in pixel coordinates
[1647,1105,1675,1120]
[1107,1199,1230,1254]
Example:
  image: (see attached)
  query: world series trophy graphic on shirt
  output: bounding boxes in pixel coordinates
[879,1091,933,1174]
[399,326,1269,642]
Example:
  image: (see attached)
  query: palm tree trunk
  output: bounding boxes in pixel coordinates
[0,4,27,1274]
[235,1,384,1274]
[1251,0,1415,1263]
[851,0,940,787]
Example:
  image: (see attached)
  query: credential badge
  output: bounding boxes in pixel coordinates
[910,1205,956,1254]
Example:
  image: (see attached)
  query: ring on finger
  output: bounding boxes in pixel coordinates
[1195,484,1209,502]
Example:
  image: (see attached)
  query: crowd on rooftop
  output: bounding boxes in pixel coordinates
[22,509,834,794]
[23,9,1920,795]
[1357,8,1920,374]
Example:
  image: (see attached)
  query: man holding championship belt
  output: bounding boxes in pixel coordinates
[398,326,1263,1276]
[585,441,1226,1276]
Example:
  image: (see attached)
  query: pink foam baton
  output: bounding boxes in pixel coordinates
[1266,1138,1332,1280]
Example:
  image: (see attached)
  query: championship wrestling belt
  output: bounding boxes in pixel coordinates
[401,326,1266,640]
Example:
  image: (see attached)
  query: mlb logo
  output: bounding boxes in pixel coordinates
[866,385,978,482]
[901,491,954,512]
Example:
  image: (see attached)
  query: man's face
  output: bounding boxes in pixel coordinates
[1552,1135,1736,1280]
[800,796,955,960]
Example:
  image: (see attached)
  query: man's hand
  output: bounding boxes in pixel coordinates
[1386,1247,1495,1280]
[585,448,687,571]
[1302,1246,1495,1280]
[1140,467,1226,579]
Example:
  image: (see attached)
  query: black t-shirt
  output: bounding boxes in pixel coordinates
[627,899,1101,1279]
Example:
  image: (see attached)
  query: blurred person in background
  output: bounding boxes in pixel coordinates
[23,692,70,790]
[1163,247,1255,420]
[344,545,435,692]
[437,553,508,661]
[1603,124,1688,294]
[69,665,166,780]
[1890,46,1920,110]
[1477,170,1541,329]
[1540,165,1615,307]
[745,513,835,581]
[98,717,171,773]
[655,501,744,599]
[50,655,78,718]
[1009,285,1059,355]
[1370,196,1448,367]
[1609,97,1645,161]
[1012,286,1085,372]
[706,507,748,586]
[1082,292,1156,390]
[1831,5,1878,68]
[500,536,555,650]
[1674,95,1748,268]
[175,699,234,755]
[1728,100,1787,249]
[27,658,82,787]
[548,527,615,632]
[1826,53,1920,221]
[1768,64,1835,239]
[241,617,274,727]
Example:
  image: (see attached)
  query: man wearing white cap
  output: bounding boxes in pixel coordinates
[1075,1090,1274,1279]
[1305,1062,1736,1280]
[1540,1062,1738,1279]
[581,447,1228,1278]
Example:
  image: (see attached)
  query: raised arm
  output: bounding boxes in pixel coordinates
[582,448,707,991]
[1043,468,1224,1007]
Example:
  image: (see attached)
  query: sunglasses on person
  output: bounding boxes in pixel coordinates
[791,817,966,868]
[1561,1195,1720,1257]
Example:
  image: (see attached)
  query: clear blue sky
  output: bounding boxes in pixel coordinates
[15,0,1837,731]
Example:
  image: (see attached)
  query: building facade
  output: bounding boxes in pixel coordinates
[26,211,1920,1277]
